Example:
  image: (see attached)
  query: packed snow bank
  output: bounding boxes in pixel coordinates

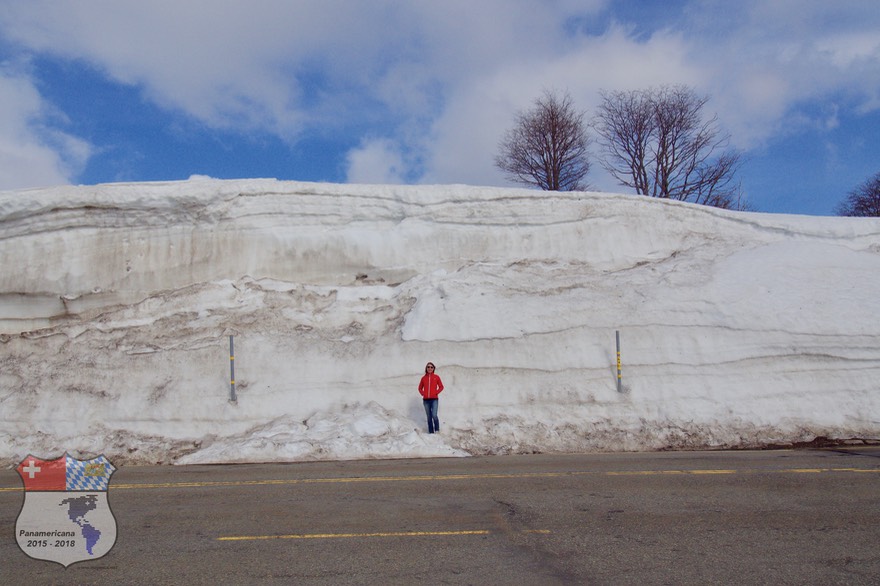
[1,178,879,465]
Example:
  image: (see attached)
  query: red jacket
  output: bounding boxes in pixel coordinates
[418,373,444,399]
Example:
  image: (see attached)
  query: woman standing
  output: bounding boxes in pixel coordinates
[418,362,444,434]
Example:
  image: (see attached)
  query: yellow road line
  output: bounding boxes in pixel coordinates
[603,469,736,476]
[112,467,874,489]
[109,471,570,490]
[0,467,876,493]
[218,528,551,541]
[219,530,492,541]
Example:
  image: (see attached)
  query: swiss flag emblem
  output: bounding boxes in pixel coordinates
[16,455,66,491]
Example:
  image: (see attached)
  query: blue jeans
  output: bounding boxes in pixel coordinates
[423,399,439,433]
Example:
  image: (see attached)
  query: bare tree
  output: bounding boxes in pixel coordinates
[495,91,590,191]
[836,172,880,217]
[594,85,746,209]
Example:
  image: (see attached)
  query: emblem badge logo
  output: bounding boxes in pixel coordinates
[15,453,117,567]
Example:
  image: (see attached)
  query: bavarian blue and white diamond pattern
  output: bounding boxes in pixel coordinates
[65,455,115,491]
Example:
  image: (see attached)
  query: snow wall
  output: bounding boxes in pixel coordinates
[1,179,879,464]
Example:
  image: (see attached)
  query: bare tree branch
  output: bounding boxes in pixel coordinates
[836,172,880,217]
[594,85,745,209]
[495,91,591,191]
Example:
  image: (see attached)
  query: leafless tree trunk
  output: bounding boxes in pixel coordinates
[495,91,591,191]
[594,86,745,209]
[836,172,880,217]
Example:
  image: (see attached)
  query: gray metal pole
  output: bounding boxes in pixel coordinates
[616,330,622,393]
[229,335,237,403]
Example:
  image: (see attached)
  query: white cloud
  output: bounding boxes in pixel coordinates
[0,68,90,190]
[420,24,704,187]
[0,0,877,190]
[816,32,880,69]
[684,0,880,148]
[345,138,406,184]
[0,1,606,175]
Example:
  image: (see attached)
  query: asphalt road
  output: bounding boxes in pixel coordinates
[1,448,879,585]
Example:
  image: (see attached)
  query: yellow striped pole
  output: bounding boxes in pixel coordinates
[616,330,622,393]
[229,335,237,403]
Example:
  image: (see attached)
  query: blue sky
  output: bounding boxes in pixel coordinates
[1,1,878,216]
